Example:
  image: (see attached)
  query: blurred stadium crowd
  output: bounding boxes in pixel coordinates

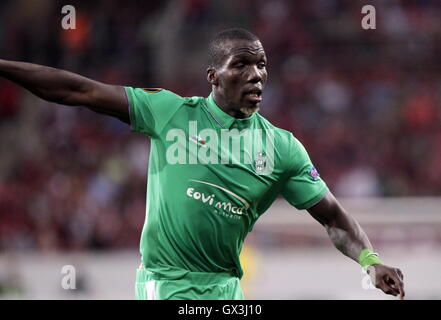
[0,0,440,251]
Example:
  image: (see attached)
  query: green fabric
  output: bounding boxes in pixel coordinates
[135,268,244,300]
[281,139,329,210]
[358,248,384,268]
[125,87,329,282]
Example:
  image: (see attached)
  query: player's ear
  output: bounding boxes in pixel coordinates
[207,67,218,86]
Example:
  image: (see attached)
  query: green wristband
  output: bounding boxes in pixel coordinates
[358,248,383,268]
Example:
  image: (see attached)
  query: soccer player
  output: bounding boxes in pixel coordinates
[0,28,404,300]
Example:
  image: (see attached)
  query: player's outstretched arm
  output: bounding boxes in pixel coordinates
[307,192,405,299]
[0,59,129,123]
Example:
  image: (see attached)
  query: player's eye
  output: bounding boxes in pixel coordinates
[234,62,245,69]
[258,62,266,69]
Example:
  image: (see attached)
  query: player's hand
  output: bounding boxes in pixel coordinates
[368,264,405,299]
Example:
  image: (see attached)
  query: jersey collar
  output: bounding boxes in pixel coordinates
[205,93,256,130]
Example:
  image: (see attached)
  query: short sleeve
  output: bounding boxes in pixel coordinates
[281,135,328,210]
[124,87,184,137]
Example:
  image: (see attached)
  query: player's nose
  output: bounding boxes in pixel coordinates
[247,65,262,83]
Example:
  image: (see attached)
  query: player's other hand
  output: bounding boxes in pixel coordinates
[368,264,405,299]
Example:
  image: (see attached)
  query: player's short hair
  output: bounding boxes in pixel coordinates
[208,28,260,68]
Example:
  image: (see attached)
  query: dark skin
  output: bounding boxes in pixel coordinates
[1,39,405,298]
[207,39,267,119]
[0,59,128,122]
[308,192,405,299]
[206,39,405,299]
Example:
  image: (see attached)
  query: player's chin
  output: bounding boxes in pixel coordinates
[240,104,260,116]
[240,100,261,116]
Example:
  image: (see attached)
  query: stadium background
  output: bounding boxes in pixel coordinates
[0,0,440,299]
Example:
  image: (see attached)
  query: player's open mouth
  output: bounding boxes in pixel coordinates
[244,89,262,103]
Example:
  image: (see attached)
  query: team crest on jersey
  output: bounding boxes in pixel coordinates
[309,166,320,181]
[142,88,163,93]
[254,152,267,174]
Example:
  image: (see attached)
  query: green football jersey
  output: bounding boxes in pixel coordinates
[125,87,328,280]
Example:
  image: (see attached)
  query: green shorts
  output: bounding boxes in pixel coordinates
[135,267,244,300]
